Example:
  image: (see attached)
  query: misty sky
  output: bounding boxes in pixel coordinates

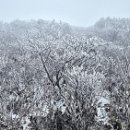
[0,0,130,27]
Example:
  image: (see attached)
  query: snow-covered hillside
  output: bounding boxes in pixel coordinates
[0,18,130,130]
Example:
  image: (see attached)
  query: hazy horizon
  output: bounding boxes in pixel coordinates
[0,0,130,27]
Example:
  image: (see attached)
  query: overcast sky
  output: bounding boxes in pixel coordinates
[0,0,130,27]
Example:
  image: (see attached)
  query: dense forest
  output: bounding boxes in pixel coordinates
[0,18,130,130]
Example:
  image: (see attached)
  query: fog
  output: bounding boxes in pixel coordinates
[0,0,130,26]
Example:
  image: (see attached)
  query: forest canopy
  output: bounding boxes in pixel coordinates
[0,18,130,130]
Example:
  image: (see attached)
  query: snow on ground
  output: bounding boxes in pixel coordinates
[96,94,110,124]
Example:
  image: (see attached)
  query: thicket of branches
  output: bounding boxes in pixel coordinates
[0,18,130,130]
